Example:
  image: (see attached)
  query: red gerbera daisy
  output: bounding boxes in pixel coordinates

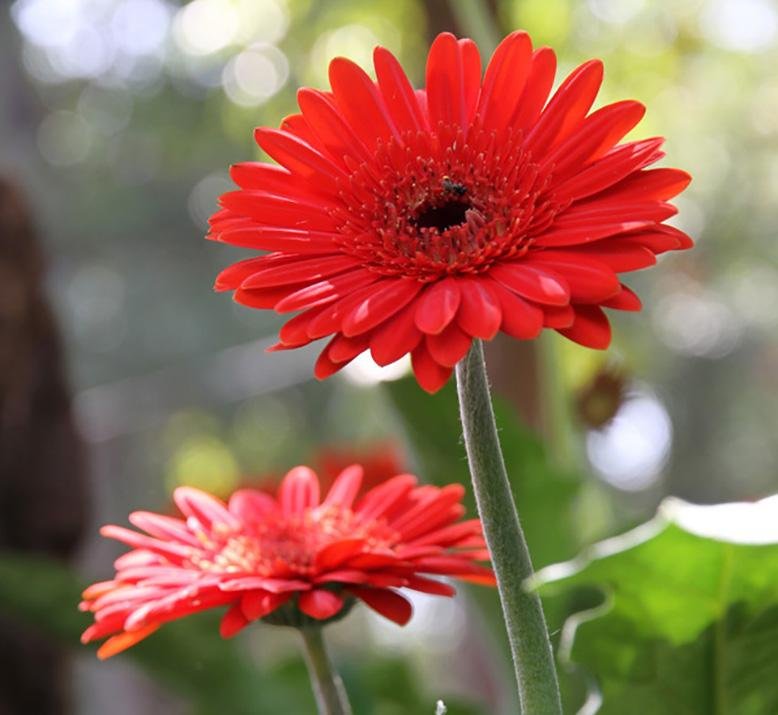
[80,464,493,659]
[209,31,692,393]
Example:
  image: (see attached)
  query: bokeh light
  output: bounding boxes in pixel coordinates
[586,388,673,492]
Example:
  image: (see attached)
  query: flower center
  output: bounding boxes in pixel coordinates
[413,197,470,233]
[188,506,398,576]
[331,125,560,281]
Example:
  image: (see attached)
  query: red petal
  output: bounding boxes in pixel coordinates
[342,279,423,337]
[490,263,570,306]
[411,343,453,393]
[510,47,557,131]
[96,624,160,660]
[314,344,353,380]
[489,281,544,339]
[241,591,291,621]
[543,100,646,179]
[214,228,337,254]
[415,279,461,334]
[349,587,412,625]
[327,332,371,364]
[557,305,612,349]
[219,577,310,593]
[542,304,575,329]
[213,256,265,291]
[127,513,199,546]
[235,285,300,310]
[297,88,370,164]
[229,162,341,202]
[552,138,665,203]
[525,254,621,302]
[426,33,481,131]
[315,539,366,571]
[390,484,466,539]
[573,241,656,272]
[534,220,656,248]
[314,569,369,586]
[219,603,249,638]
[556,199,677,226]
[355,473,418,522]
[275,269,378,313]
[228,489,278,522]
[526,59,603,156]
[602,284,642,311]
[322,465,364,509]
[299,589,345,620]
[306,281,391,339]
[370,301,423,366]
[456,277,502,339]
[329,57,398,148]
[242,255,357,289]
[278,466,321,515]
[596,167,692,203]
[278,307,329,347]
[404,576,456,596]
[254,128,345,184]
[426,323,472,367]
[173,487,240,530]
[477,30,533,131]
[280,113,319,147]
[621,225,693,254]
[374,46,426,133]
[99,526,190,562]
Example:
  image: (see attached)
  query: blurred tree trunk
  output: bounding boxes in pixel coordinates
[0,178,88,714]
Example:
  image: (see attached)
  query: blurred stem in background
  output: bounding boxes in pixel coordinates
[300,627,352,715]
[446,0,502,53]
[456,342,562,715]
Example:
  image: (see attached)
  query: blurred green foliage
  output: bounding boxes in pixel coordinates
[388,377,582,572]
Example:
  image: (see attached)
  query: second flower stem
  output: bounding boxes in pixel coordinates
[300,626,352,715]
[455,341,562,715]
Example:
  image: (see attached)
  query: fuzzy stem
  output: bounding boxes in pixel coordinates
[455,340,563,715]
[300,627,352,715]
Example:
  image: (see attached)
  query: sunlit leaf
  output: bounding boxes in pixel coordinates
[532,496,778,714]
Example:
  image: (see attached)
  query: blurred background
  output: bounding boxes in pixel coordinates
[1,0,777,713]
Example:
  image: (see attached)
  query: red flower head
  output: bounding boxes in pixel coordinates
[81,465,494,659]
[209,31,692,392]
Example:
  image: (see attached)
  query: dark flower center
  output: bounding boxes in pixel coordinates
[332,125,559,279]
[414,199,471,232]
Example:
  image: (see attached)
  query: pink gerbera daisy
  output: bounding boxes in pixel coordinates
[81,465,494,659]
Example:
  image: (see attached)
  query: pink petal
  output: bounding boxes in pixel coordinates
[322,465,364,509]
[278,466,321,515]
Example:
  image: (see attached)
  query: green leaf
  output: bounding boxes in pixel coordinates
[532,496,778,714]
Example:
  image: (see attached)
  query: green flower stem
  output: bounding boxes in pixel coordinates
[455,341,563,715]
[300,627,352,715]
